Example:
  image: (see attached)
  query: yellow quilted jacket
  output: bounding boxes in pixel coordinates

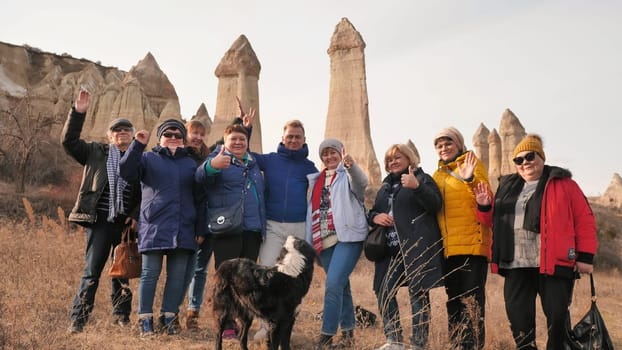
[433,151,492,259]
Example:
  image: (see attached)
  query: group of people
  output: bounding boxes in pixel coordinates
[63,88,597,350]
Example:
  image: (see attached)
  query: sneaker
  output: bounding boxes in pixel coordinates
[375,342,406,350]
[222,328,237,340]
[111,314,130,327]
[68,320,84,334]
[186,310,200,330]
[252,321,269,341]
[140,317,154,337]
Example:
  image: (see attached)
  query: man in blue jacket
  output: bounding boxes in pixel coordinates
[251,119,317,340]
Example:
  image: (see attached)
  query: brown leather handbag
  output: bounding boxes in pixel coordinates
[109,226,142,279]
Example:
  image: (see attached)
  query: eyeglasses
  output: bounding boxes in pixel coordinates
[112,127,132,132]
[512,151,536,165]
[162,132,184,139]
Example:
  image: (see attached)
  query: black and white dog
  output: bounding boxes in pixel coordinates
[212,235,316,350]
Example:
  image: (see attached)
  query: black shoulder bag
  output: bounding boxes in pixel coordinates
[564,273,614,350]
[207,167,248,236]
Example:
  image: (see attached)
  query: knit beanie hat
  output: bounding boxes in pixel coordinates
[318,138,343,158]
[513,134,545,161]
[434,127,465,152]
[157,119,187,141]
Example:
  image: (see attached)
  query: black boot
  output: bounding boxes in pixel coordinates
[335,329,354,348]
[314,334,333,350]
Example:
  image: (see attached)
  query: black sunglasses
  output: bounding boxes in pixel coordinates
[512,151,536,165]
[162,132,183,139]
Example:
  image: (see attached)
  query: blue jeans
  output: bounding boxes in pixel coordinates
[185,239,212,312]
[138,249,193,316]
[70,216,131,324]
[318,241,363,335]
[377,254,431,347]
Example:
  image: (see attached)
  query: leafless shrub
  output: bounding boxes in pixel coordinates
[0,213,620,349]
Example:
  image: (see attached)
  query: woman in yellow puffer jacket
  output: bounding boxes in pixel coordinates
[432,127,491,350]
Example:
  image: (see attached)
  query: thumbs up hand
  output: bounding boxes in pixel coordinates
[134,130,150,145]
[401,166,420,189]
[342,147,353,169]
[210,146,232,169]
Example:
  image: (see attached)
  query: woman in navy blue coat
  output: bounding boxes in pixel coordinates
[120,119,198,336]
[367,144,444,350]
[195,124,266,267]
[195,124,266,339]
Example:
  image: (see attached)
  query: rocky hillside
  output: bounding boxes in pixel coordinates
[0,41,178,144]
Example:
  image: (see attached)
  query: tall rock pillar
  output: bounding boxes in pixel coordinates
[598,173,622,208]
[488,129,502,191]
[191,103,213,135]
[209,35,262,152]
[499,108,526,175]
[325,18,381,189]
[472,123,490,171]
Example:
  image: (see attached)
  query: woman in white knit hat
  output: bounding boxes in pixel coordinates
[306,138,368,349]
[432,126,492,350]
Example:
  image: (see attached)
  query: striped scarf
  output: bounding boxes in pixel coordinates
[310,170,336,254]
[106,144,128,222]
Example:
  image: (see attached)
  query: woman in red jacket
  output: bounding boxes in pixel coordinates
[475,134,597,350]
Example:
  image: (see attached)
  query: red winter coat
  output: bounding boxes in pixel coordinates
[487,166,597,278]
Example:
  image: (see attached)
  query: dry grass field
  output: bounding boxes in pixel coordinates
[0,205,620,350]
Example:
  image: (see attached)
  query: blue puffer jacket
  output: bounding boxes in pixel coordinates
[196,145,266,236]
[120,141,198,253]
[252,143,317,222]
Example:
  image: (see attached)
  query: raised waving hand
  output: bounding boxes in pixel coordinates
[457,151,477,180]
[473,182,492,206]
[237,96,256,128]
[74,89,90,113]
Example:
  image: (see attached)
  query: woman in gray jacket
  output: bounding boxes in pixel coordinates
[306,139,368,349]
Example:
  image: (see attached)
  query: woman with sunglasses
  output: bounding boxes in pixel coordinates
[432,127,491,350]
[120,119,200,336]
[474,134,597,350]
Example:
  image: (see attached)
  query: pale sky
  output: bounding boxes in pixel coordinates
[2,0,620,195]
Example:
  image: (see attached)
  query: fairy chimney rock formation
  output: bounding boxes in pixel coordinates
[128,52,179,119]
[406,139,421,164]
[473,123,490,171]
[325,18,381,191]
[0,42,29,101]
[488,129,502,191]
[191,103,213,135]
[499,109,526,175]
[210,35,262,152]
[0,42,169,144]
[599,173,622,208]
